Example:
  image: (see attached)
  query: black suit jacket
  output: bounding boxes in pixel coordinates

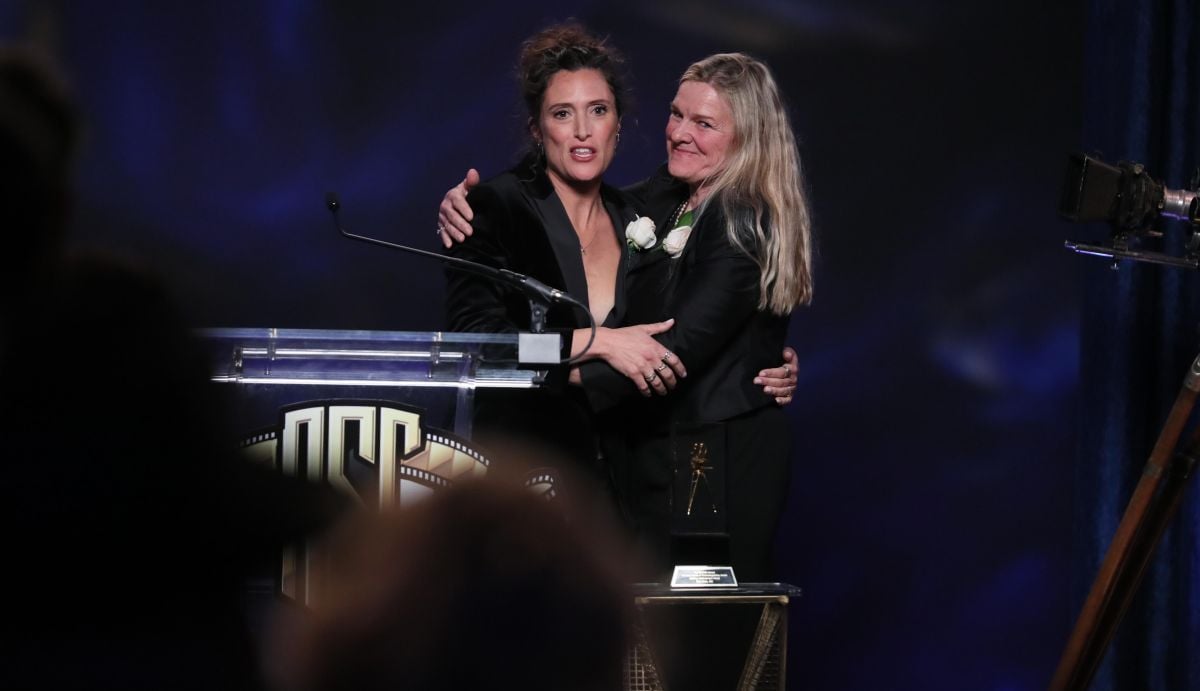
[445,156,637,341]
[444,157,639,466]
[593,166,791,425]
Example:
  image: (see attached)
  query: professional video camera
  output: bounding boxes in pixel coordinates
[1060,153,1200,268]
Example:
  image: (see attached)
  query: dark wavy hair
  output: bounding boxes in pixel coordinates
[517,23,629,131]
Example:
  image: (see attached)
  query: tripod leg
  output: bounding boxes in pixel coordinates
[1065,444,1197,689]
[1048,355,1200,691]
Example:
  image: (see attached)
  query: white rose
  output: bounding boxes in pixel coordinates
[625,216,657,250]
[661,225,693,257]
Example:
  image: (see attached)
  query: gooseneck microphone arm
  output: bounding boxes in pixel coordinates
[324,192,596,363]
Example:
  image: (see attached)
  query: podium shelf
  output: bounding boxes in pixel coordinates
[198,328,540,389]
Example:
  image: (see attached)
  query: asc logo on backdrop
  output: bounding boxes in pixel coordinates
[239,399,555,604]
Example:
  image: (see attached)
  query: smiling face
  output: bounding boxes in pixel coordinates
[534,68,619,191]
[665,79,735,192]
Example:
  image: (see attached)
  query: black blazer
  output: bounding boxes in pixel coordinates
[594,166,791,424]
[443,157,639,465]
[445,156,637,345]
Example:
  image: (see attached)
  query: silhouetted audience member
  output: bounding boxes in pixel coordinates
[270,481,632,691]
[1,255,265,689]
[0,44,344,690]
[0,43,78,333]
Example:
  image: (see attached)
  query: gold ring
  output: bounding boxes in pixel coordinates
[654,362,668,373]
[643,372,658,383]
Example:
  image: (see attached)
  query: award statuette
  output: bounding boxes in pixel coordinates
[670,423,732,575]
[686,442,717,517]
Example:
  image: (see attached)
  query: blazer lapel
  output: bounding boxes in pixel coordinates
[525,178,591,323]
[627,243,669,276]
[603,191,636,327]
[628,180,686,278]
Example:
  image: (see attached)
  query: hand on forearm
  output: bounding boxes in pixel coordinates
[573,321,686,396]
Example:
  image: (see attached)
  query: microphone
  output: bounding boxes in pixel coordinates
[324,193,596,363]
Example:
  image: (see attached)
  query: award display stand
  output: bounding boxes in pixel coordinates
[625,583,800,691]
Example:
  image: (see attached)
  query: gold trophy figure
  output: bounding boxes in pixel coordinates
[686,442,718,516]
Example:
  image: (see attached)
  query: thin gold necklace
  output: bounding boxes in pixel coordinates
[579,221,603,254]
[575,202,605,254]
[580,231,600,254]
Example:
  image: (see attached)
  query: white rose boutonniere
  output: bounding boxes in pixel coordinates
[625,216,657,251]
[661,225,693,258]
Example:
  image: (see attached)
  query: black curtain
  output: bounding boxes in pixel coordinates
[1074,0,1200,688]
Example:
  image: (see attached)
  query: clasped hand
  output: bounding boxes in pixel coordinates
[588,320,687,397]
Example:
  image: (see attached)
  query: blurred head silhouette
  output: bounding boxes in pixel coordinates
[0,42,344,690]
[272,480,632,691]
[0,43,79,306]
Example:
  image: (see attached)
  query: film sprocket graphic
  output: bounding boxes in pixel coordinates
[1060,153,1200,268]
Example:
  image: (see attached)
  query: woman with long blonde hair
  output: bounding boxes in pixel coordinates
[673,53,813,313]
[601,52,812,579]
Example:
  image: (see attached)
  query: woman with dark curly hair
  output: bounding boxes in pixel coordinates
[442,24,684,490]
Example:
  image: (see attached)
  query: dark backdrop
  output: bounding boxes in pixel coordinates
[3,1,1089,689]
